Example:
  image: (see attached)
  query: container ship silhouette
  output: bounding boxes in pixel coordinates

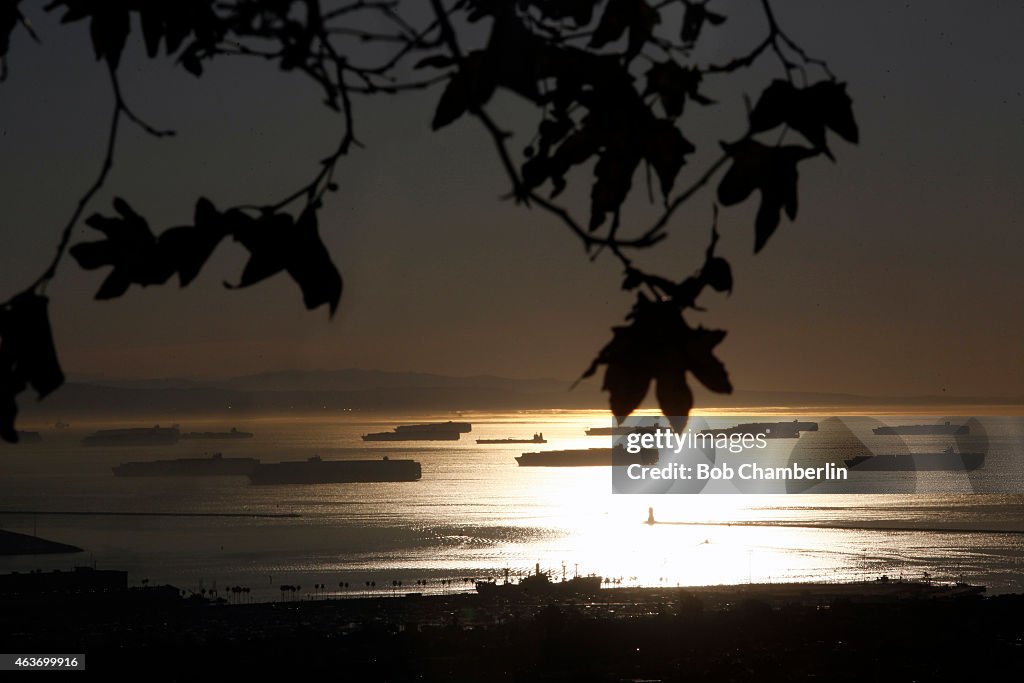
[700,420,818,439]
[181,427,254,440]
[585,425,658,436]
[844,446,983,471]
[516,445,658,467]
[112,452,259,477]
[248,455,422,484]
[477,433,546,444]
[872,421,969,435]
[83,426,180,447]
[362,421,471,442]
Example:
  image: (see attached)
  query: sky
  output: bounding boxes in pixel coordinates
[0,1,1022,398]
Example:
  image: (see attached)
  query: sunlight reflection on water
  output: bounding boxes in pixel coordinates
[1,411,1023,599]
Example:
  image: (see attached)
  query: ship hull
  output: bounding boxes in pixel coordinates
[700,421,818,439]
[83,427,180,447]
[872,425,969,435]
[585,426,657,436]
[844,452,984,471]
[112,457,259,477]
[181,431,254,440]
[248,458,422,484]
[394,421,471,434]
[362,432,460,441]
[477,439,546,444]
[516,448,657,467]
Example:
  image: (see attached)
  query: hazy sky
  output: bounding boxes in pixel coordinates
[1,1,1021,397]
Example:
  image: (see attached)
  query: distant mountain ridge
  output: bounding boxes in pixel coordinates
[34,369,1023,417]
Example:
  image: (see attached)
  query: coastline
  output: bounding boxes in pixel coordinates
[0,529,82,556]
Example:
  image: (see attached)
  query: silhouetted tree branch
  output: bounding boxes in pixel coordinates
[0,0,857,442]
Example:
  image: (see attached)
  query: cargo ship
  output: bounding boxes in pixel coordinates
[14,430,42,443]
[112,453,259,477]
[700,420,818,439]
[395,421,471,434]
[83,426,180,447]
[844,446,984,471]
[585,425,658,436]
[180,430,253,440]
[477,433,546,444]
[248,455,422,484]
[872,421,969,435]
[362,421,471,442]
[515,445,658,467]
[476,564,602,596]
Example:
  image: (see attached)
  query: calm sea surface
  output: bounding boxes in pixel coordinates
[2,412,1023,600]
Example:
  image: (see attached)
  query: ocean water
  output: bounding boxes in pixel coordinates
[2,412,1023,601]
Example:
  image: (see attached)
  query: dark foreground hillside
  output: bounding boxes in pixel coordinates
[2,585,1022,680]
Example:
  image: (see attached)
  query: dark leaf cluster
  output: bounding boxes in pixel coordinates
[680,0,726,47]
[579,293,731,432]
[0,1,21,61]
[749,80,859,158]
[69,198,342,315]
[45,0,223,73]
[431,1,710,230]
[0,294,64,443]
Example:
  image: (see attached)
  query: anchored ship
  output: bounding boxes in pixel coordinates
[83,426,180,447]
[362,421,471,442]
[700,420,818,439]
[112,453,259,477]
[585,425,658,436]
[181,427,254,440]
[516,445,658,467]
[395,421,471,434]
[872,421,969,435]
[477,433,546,444]
[844,446,984,471]
[248,455,422,484]
[476,564,603,597]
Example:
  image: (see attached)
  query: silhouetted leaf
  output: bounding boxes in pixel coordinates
[414,54,456,70]
[717,140,817,252]
[0,1,20,61]
[590,142,642,230]
[0,294,64,443]
[686,327,731,394]
[431,52,496,130]
[589,0,659,59]
[519,0,600,26]
[655,370,692,433]
[286,207,343,316]
[2,294,64,398]
[604,358,653,420]
[581,296,731,427]
[815,81,858,144]
[681,1,725,46]
[231,207,342,316]
[702,257,732,293]
[46,1,223,71]
[643,61,712,118]
[156,197,230,286]
[70,197,174,299]
[750,79,858,158]
[233,211,293,287]
[641,119,694,198]
[47,0,131,68]
[0,367,23,443]
[71,196,239,295]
